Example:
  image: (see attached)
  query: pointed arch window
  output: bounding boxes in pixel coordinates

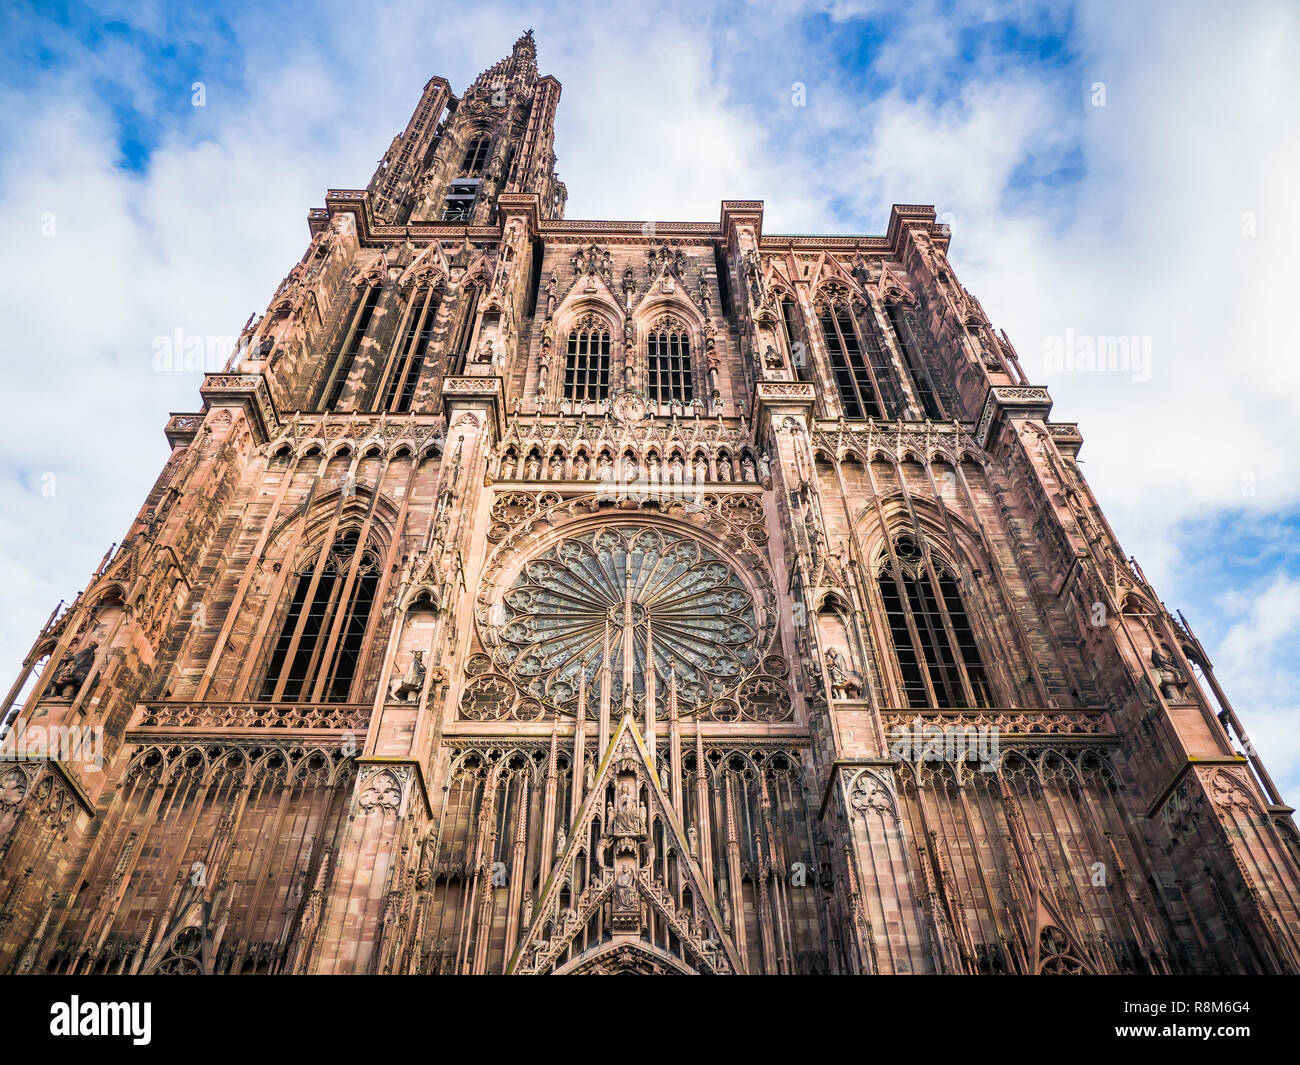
[818,292,882,419]
[450,283,481,373]
[461,135,490,175]
[647,318,693,408]
[260,529,381,703]
[321,282,382,411]
[564,316,610,405]
[381,284,440,412]
[777,294,811,382]
[886,300,945,420]
[876,535,991,709]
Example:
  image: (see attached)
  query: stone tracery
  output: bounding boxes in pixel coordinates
[485,524,764,713]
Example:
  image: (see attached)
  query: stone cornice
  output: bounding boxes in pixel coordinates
[164,412,204,449]
[441,374,505,439]
[199,373,281,444]
[975,384,1053,448]
[307,195,950,257]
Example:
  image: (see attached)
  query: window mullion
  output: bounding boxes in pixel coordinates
[916,550,979,708]
[269,539,336,702]
[309,543,367,703]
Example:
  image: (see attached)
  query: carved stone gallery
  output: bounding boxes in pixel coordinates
[1,31,1297,976]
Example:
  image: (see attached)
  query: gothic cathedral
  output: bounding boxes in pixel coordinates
[3,32,1298,976]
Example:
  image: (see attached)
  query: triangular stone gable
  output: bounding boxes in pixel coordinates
[507,712,743,974]
[555,263,625,320]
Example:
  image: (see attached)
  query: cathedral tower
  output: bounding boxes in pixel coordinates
[2,34,1298,975]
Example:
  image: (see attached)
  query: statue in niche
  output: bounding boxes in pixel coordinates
[555,825,567,853]
[525,454,541,479]
[668,454,683,482]
[694,455,708,482]
[51,643,96,699]
[741,455,757,483]
[614,867,637,909]
[391,650,427,703]
[545,272,558,317]
[573,453,589,479]
[825,647,861,700]
[548,454,563,479]
[612,781,640,835]
[1151,644,1190,701]
[717,456,733,482]
[500,453,517,479]
[687,823,699,858]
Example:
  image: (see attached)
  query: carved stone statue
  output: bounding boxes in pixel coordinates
[741,456,757,483]
[612,781,640,835]
[391,650,427,703]
[614,867,637,909]
[51,643,96,698]
[573,454,589,479]
[1152,645,1189,701]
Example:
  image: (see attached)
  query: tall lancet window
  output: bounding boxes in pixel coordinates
[260,529,381,704]
[381,285,439,412]
[564,316,610,405]
[778,294,811,382]
[876,535,991,709]
[818,289,882,419]
[321,282,382,411]
[647,318,693,409]
[461,135,490,175]
[886,300,945,420]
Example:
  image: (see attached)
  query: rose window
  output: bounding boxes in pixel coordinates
[488,526,761,713]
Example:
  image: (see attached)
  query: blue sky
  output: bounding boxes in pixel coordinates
[2,0,1298,799]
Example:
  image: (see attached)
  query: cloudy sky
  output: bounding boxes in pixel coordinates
[2,0,1297,797]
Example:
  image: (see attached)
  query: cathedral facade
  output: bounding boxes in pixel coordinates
[2,32,1299,976]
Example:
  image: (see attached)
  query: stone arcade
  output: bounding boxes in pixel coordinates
[2,32,1298,975]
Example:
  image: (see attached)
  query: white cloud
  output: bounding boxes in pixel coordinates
[1214,574,1300,800]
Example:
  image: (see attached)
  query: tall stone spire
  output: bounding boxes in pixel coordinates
[367,28,564,227]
